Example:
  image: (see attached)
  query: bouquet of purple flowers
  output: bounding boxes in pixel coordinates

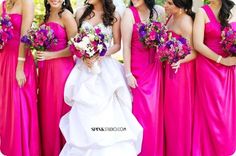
[157,32,191,64]
[0,15,13,50]
[69,27,108,58]
[137,21,168,48]
[21,24,57,51]
[221,26,236,56]
[69,27,108,74]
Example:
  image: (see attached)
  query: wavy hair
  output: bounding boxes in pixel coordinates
[44,0,74,22]
[78,0,117,29]
[218,0,235,28]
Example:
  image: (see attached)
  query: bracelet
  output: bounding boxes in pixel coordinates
[216,55,222,63]
[18,57,26,62]
[125,72,133,78]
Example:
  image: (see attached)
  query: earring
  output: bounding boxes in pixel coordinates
[63,1,65,5]
[178,8,183,15]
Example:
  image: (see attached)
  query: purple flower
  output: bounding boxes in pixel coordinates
[179,37,186,44]
[21,35,31,44]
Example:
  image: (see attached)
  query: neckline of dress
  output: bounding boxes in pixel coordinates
[83,21,105,28]
[46,21,65,29]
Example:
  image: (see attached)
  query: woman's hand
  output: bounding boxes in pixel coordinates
[126,74,138,88]
[16,62,26,88]
[171,60,182,73]
[83,54,100,68]
[221,56,236,66]
[36,51,55,61]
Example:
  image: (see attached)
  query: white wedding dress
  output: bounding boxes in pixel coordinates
[59,22,143,156]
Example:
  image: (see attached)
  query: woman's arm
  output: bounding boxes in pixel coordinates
[16,0,34,87]
[193,8,236,66]
[178,15,197,63]
[105,12,121,56]
[121,8,138,88]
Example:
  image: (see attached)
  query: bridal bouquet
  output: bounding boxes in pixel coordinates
[221,26,236,56]
[0,15,13,50]
[157,32,191,64]
[69,27,108,74]
[21,24,58,51]
[137,20,168,48]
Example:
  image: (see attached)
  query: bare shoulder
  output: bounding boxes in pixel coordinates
[114,11,121,21]
[60,9,76,27]
[179,14,193,35]
[123,8,133,17]
[21,0,34,13]
[75,6,87,20]
[122,8,134,23]
[196,7,207,18]
[61,9,74,20]
[21,0,34,6]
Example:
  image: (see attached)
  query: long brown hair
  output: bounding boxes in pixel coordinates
[78,0,117,29]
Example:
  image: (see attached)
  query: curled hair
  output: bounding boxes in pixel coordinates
[78,0,117,29]
[44,0,74,22]
[172,0,195,20]
[218,0,235,28]
[130,0,158,21]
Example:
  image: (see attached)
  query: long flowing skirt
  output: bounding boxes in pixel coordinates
[38,57,74,156]
[60,57,143,156]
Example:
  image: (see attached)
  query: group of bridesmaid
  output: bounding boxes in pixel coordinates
[0,0,235,155]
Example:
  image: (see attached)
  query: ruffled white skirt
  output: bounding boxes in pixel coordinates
[60,56,143,156]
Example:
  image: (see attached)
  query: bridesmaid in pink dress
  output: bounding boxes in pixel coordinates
[122,1,165,155]
[193,0,236,155]
[0,0,40,156]
[37,0,77,155]
[163,0,196,155]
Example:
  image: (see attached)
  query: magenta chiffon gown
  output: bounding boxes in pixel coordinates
[0,1,40,156]
[130,6,164,156]
[192,5,236,156]
[38,22,74,156]
[164,31,195,156]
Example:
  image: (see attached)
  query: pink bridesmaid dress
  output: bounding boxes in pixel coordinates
[0,1,40,156]
[164,31,195,156]
[130,6,164,156]
[192,5,236,156]
[38,22,74,156]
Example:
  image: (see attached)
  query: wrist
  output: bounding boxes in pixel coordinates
[18,57,25,62]
[216,55,222,64]
[125,72,133,78]
[17,62,24,69]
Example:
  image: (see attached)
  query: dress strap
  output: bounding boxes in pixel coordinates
[2,1,7,17]
[202,5,219,23]
[165,15,172,25]
[130,6,141,23]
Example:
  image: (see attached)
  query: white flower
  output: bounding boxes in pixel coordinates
[97,44,103,52]
[88,34,95,41]
[82,36,90,44]
[74,41,87,50]
[87,47,96,57]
